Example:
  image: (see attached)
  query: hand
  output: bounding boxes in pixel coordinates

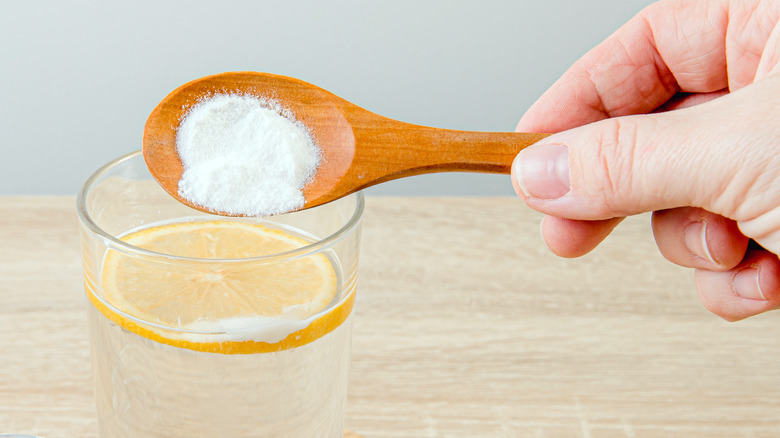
[511,0,780,321]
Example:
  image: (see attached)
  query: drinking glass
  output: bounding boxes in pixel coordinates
[77,151,363,437]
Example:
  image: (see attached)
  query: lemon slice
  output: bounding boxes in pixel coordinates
[90,220,354,354]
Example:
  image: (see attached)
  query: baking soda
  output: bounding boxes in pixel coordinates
[176,94,320,216]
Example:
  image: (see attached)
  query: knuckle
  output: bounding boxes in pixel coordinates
[585,118,639,216]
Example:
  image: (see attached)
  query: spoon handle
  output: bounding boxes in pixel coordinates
[348,112,551,184]
[303,98,552,208]
[380,124,550,174]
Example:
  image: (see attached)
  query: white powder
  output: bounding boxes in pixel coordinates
[176,94,320,216]
[176,316,311,344]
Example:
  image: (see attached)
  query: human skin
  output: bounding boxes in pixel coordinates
[511,0,780,321]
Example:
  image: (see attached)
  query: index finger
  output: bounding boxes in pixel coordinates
[517,0,776,133]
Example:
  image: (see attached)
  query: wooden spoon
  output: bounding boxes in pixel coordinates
[143,71,549,215]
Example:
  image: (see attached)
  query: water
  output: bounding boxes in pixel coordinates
[88,305,352,437]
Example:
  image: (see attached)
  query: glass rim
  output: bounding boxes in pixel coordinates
[76,150,365,263]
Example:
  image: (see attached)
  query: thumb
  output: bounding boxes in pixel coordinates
[511,77,780,228]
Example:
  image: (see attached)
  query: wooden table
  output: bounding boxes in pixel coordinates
[2,196,779,437]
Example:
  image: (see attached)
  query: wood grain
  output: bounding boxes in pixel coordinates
[142,72,549,214]
[2,196,780,437]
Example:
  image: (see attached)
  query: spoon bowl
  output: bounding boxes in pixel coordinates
[143,71,549,215]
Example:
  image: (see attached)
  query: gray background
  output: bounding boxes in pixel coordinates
[1,0,653,196]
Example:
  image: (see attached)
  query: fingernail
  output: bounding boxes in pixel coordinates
[684,220,716,264]
[513,144,570,199]
[732,266,766,300]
